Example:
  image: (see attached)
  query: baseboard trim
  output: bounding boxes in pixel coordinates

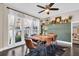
[57,40,71,47]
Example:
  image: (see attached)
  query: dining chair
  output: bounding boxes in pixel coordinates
[25,39,37,49]
[24,39,37,55]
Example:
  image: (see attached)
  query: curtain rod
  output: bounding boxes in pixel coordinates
[7,7,40,19]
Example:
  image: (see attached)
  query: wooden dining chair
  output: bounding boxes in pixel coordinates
[25,39,37,49]
[25,39,37,55]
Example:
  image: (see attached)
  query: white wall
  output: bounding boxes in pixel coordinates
[0,3,8,48]
[50,10,79,22]
[0,3,3,48]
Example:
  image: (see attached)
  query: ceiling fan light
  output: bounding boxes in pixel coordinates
[45,9,49,13]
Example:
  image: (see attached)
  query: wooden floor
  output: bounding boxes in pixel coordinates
[62,47,71,56]
[73,43,79,56]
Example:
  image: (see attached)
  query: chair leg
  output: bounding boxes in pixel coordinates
[25,48,29,56]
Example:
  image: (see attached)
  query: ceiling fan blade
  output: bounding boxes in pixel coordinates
[37,5,45,9]
[38,10,45,13]
[50,8,59,10]
[49,3,54,7]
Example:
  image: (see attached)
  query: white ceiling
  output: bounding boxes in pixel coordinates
[5,3,79,19]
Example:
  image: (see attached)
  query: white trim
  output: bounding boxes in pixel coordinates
[57,40,71,47]
[0,42,25,52]
[72,20,79,23]
[71,21,73,56]
[0,40,71,52]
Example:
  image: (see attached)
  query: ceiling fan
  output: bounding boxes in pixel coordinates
[37,3,59,14]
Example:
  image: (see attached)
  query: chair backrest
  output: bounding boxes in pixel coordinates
[25,39,36,49]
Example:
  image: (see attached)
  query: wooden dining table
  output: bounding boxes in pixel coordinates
[31,33,57,45]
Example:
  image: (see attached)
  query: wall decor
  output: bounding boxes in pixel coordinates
[55,16,61,24]
[50,16,72,24]
[69,16,72,20]
[68,16,72,23]
[64,18,68,23]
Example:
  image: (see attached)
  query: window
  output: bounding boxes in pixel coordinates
[14,17,23,43]
[8,14,15,45]
[8,10,24,45]
[8,9,40,46]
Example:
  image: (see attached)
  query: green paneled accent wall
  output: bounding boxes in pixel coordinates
[47,23,71,42]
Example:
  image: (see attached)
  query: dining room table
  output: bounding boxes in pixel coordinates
[31,33,57,46]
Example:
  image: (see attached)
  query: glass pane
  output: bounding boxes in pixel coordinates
[8,29,14,44]
[8,14,14,30]
[14,17,23,43]
[15,30,22,43]
[15,17,22,30]
[8,14,14,45]
[23,16,33,38]
[31,19,40,35]
[32,20,38,34]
